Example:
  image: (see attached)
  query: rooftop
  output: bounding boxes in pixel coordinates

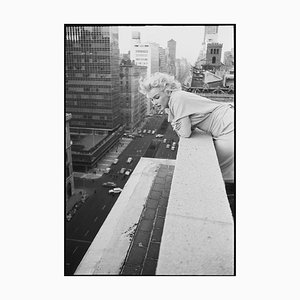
[72,134,108,151]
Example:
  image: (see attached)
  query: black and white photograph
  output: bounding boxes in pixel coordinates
[65,24,235,276]
[3,0,300,298]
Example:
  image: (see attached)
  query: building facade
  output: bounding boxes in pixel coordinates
[66,113,74,201]
[223,49,234,70]
[167,39,176,76]
[197,25,219,67]
[65,26,122,132]
[131,41,159,78]
[159,47,168,73]
[120,58,147,131]
[204,43,223,70]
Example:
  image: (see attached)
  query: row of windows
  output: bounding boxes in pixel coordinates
[210,48,220,54]
[66,100,113,108]
[71,114,111,121]
[68,108,113,114]
[71,120,112,127]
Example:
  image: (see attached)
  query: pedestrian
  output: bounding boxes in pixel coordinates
[139,72,234,183]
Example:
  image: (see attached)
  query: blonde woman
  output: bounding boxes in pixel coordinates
[139,72,234,183]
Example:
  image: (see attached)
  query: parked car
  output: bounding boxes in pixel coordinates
[66,214,72,221]
[126,157,133,164]
[104,167,111,174]
[108,187,123,194]
[152,130,156,134]
[166,144,170,149]
[163,138,167,143]
[156,134,164,138]
[120,167,126,174]
[125,169,132,176]
[143,129,146,133]
[113,158,119,164]
[171,146,175,151]
[147,130,151,134]
[102,182,117,187]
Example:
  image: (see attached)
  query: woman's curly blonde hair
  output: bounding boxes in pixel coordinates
[139,72,181,96]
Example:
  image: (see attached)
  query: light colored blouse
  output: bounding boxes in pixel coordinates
[166,90,234,139]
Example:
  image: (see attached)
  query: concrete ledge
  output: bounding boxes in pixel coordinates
[75,158,175,275]
[156,129,234,275]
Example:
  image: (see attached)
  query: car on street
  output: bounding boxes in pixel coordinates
[120,167,126,174]
[113,158,119,164]
[102,182,117,187]
[108,187,123,194]
[171,146,175,151]
[166,144,170,149]
[163,138,167,143]
[104,167,111,174]
[143,129,146,133]
[126,157,133,163]
[152,130,156,134]
[156,134,164,138]
[137,130,142,134]
[125,169,132,176]
[66,214,72,221]
[147,130,151,134]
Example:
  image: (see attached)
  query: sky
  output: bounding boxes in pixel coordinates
[118,25,234,65]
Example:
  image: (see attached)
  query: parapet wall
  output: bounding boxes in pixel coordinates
[156,129,234,275]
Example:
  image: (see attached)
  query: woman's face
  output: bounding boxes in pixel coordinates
[148,89,170,112]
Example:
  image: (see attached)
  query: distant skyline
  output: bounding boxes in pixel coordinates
[118,25,234,65]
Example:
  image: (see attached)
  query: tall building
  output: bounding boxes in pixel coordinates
[66,113,74,201]
[167,39,176,76]
[223,49,234,69]
[175,58,191,85]
[65,26,121,132]
[65,26,125,172]
[205,43,223,68]
[197,26,219,67]
[159,47,167,73]
[130,39,159,77]
[120,58,147,131]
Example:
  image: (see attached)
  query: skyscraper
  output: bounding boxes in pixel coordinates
[158,47,167,73]
[167,39,176,76]
[120,58,147,131]
[65,26,121,132]
[65,26,124,172]
[130,32,160,78]
[197,26,219,66]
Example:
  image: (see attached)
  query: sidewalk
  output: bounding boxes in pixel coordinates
[66,188,90,214]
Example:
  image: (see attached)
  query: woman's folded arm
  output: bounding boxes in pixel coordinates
[172,116,192,138]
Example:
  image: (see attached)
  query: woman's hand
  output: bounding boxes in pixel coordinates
[171,117,192,138]
[171,121,181,132]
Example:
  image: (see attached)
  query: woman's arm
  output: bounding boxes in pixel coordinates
[172,116,192,138]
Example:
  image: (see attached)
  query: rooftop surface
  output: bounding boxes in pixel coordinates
[72,134,108,151]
